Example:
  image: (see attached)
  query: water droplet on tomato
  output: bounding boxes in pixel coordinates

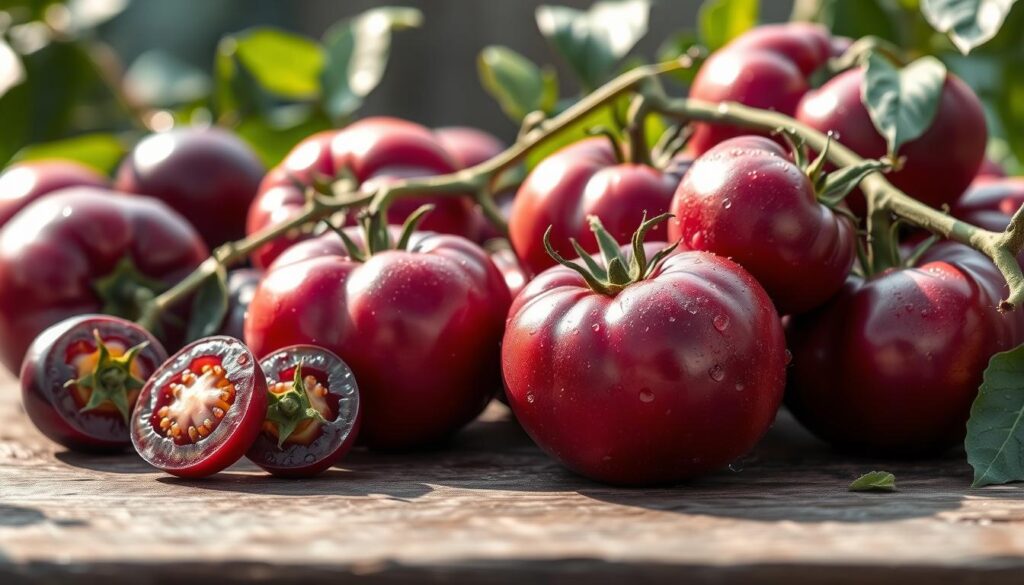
[592,323,600,332]
[784,349,793,365]
[639,389,655,403]
[734,382,745,392]
[708,364,725,381]
[713,314,730,332]
[689,231,705,249]
[721,198,732,209]
[236,353,249,366]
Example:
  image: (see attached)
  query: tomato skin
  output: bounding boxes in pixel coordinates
[116,128,265,249]
[0,160,109,227]
[786,243,1023,455]
[509,139,678,274]
[502,248,786,486]
[952,177,1024,232]
[688,24,831,155]
[244,230,510,450]
[0,188,207,373]
[247,131,338,269]
[796,68,986,213]
[669,136,855,315]
[434,126,514,243]
[20,314,167,452]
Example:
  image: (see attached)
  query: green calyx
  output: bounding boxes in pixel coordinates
[64,330,149,424]
[543,212,677,296]
[93,257,168,321]
[777,129,890,212]
[265,361,327,449]
[325,203,435,262]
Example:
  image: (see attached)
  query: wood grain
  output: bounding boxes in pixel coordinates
[2,369,1024,584]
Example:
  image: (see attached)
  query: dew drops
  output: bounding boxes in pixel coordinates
[526,393,536,404]
[721,198,732,209]
[639,388,655,403]
[734,382,745,392]
[304,453,316,463]
[713,314,730,332]
[236,353,249,366]
[689,231,705,249]
[708,364,725,382]
[668,316,677,323]
[784,349,793,365]
[592,323,601,332]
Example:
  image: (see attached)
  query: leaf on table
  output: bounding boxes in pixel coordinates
[921,0,1018,55]
[849,471,897,492]
[967,344,1024,487]
[861,53,947,158]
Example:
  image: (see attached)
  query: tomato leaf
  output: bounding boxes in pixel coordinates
[861,54,947,158]
[221,28,324,103]
[535,0,650,89]
[966,344,1024,487]
[124,50,211,109]
[849,471,897,492]
[698,0,759,52]
[478,46,558,123]
[0,38,25,98]
[13,133,125,174]
[320,7,423,122]
[791,0,901,45]
[186,266,229,342]
[921,0,1018,55]
[235,105,333,168]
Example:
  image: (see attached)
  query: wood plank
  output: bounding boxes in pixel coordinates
[2,368,1024,584]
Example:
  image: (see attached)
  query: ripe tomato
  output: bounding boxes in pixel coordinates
[116,127,265,249]
[669,136,855,314]
[131,336,268,478]
[786,242,1023,454]
[219,269,262,340]
[796,67,986,213]
[688,23,832,154]
[509,138,680,274]
[0,160,109,227]
[246,345,361,478]
[21,315,167,452]
[503,216,787,485]
[434,126,513,243]
[0,188,207,373]
[953,177,1024,232]
[244,226,510,450]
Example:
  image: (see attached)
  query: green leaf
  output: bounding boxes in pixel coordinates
[699,0,760,52]
[524,97,623,170]
[220,28,324,104]
[656,31,701,85]
[215,36,276,120]
[124,50,211,109]
[0,38,25,98]
[792,0,902,45]
[186,266,229,342]
[861,54,947,157]
[320,7,422,122]
[536,0,650,89]
[966,344,1024,487]
[235,105,333,168]
[849,471,897,492]
[921,0,1019,55]
[13,133,125,174]
[478,46,558,123]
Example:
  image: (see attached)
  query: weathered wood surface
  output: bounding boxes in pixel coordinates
[2,369,1024,585]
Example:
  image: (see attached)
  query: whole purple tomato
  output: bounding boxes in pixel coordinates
[117,127,265,249]
[0,160,109,227]
[503,215,787,485]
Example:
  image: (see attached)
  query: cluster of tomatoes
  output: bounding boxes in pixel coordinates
[2,23,1022,486]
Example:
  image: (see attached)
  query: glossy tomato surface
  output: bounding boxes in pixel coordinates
[246,345,361,477]
[502,247,787,486]
[786,243,1023,455]
[0,160,109,227]
[131,336,267,478]
[117,127,265,249]
[796,67,986,213]
[245,230,510,450]
[510,138,679,274]
[669,136,855,314]
[0,188,207,373]
[688,23,832,154]
[952,177,1024,232]
[21,315,167,452]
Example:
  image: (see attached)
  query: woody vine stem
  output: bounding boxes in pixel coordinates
[136,53,1024,331]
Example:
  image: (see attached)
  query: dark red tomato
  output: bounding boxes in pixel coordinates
[688,24,832,155]
[669,136,855,314]
[0,160,109,227]
[796,67,986,213]
[21,314,167,452]
[245,230,510,450]
[487,240,531,299]
[953,177,1024,232]
[247,131,338,269]
[976,158,1006,180]
[116,127,265,249]
[246,345,361,478]
[435,126,513,243]
[219,269,263,340]
[510,138,678,274]
[786,242,1022,455]
[503,245,787,486]
[131,336,267,478]
[0,188,207,373]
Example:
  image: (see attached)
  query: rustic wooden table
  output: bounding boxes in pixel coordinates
[2,369,1023,584]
